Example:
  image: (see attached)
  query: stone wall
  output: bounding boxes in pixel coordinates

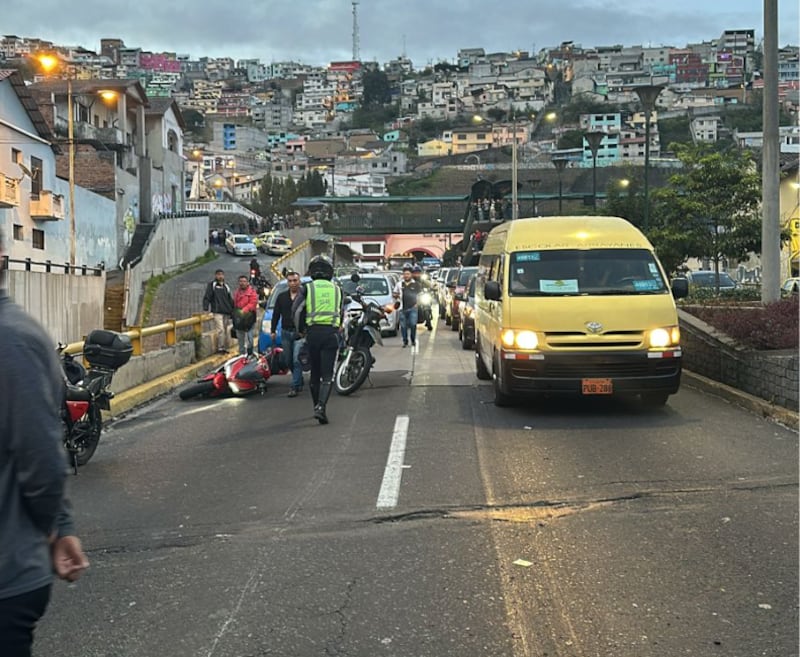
[679,309,799,410]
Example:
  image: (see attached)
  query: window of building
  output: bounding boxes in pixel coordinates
[12,224,23,241]
[11,148,21,164]
[32,229,45,250]
[458,134,467,140]
[477,133,486,140]
[30,156,42,199]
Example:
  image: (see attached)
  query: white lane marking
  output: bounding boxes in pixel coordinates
[376,415,410,510]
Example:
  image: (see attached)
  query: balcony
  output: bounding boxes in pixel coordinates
[54,117,126,147]
[0,173,20,207]
[30,190,66,220]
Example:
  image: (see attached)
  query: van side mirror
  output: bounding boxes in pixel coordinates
[485,280,502,301]
[671,277,689,299]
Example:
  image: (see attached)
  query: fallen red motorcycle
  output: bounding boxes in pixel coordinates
[179,348,288,400]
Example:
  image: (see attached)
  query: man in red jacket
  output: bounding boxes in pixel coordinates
[232,275,259,355]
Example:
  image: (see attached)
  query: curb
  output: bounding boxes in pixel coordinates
[104,351,234,419]
[682,369,799,428]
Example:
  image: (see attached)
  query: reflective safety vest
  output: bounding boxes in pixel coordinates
[305,280,342,327]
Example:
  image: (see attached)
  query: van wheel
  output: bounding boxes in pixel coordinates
[475,341,491,380]
[492,355,514,407]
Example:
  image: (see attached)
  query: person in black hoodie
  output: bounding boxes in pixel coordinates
[203,269,234,353]
[0,232,89,656]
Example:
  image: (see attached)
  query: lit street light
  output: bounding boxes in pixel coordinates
[633,84,664,232]
[38,54,76,266]
[584,130,606,211]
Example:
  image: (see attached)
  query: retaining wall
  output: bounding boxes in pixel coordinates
[679,309,799,411]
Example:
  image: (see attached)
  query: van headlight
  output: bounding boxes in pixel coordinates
[501,329,539,350]
[649,326,680,348]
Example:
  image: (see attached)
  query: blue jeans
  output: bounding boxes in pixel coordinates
[281,329,304,390]
[400,307,418,345]
[236,326,254,355]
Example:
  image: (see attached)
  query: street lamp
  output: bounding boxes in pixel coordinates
[552,156,569,214]
[633,84,664,232]
[584,130,606,211]
[529,178,541,216]
[38,54,76,266]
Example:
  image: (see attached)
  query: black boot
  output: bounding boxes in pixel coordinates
[314,381,333,424]
[310,382,320,407]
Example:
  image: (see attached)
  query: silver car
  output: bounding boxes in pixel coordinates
[337,274,399,337]
[225,233,258,257]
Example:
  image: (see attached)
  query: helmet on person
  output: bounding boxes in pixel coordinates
[308,254,334,280]
[412,265,422,273]
[402,263,413,272]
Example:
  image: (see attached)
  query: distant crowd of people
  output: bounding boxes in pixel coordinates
[470,197,510,223]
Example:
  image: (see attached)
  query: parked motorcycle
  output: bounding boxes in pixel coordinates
[179,348,287,400]
[59,330,132,473]
[334,275,399,396]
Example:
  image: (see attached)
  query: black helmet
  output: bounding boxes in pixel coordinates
[412,264,422,273]
[308,254,334,280]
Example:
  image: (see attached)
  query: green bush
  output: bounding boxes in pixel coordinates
[683,298,799,350]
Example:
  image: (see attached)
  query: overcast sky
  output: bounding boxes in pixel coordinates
[7,0,799,66]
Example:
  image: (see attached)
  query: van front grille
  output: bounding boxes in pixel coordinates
[545,331,644,349]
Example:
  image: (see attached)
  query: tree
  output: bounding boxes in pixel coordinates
[648,143,762,280]
[557,129,585,150]
[362,69,392,107]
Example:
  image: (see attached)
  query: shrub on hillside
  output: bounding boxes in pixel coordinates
[686,298,799,350]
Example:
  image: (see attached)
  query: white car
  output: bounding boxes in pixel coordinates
[262,234,293,256]
[337,274,399,337]
[225,233,258,257]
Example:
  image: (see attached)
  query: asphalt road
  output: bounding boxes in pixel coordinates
[37,313,798,657]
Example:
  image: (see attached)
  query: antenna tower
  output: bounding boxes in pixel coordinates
[352,1,360,61]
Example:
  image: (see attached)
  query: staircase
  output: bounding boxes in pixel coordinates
[103,270,126,331]
[121,222,156,268]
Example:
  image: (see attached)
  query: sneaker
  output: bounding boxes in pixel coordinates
[411,341,416,347]
[402,343,408,348]
[287,389,298,398]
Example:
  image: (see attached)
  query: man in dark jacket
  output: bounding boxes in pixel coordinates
[0,234,89,656]
[203,269,234,353]
[270,271,305,396]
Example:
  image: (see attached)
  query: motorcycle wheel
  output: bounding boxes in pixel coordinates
[179,380,216,400]
[335,347,371,396]
[70,404,102,467]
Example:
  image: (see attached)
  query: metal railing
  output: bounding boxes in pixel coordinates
[186,200,264,224]
[2,256,105,275]
[62,312,213,358]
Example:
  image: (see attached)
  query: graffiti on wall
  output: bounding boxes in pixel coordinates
[152,193,173,216]
[123,196,139,246]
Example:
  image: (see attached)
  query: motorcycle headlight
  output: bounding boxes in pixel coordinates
[649,326,680,348]
[419,292,432,305]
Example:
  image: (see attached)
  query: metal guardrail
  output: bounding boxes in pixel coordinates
[186,200,264,224]
[63,312,214,358]
[2,255,104,275]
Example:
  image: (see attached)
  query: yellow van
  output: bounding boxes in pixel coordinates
[474,216,689,406]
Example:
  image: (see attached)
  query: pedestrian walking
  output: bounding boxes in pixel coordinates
[232,275,259,356]
[203,269,234,353]
[393,264,422,347]
[293,255,342,424]
[270,270,305,397]
[0,232,89,657]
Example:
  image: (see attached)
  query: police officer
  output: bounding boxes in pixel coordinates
[294,255,342,424]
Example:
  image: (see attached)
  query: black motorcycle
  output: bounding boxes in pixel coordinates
[334,275,397,396]
[59,330,132,472]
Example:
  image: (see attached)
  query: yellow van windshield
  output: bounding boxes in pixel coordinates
[509,249,667,296]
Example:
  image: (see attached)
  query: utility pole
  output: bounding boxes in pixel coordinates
[761,0,780,303]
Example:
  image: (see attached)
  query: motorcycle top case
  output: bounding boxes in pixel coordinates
[83,330,133,370]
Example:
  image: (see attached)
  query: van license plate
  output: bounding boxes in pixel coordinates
[582,378,613,395]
